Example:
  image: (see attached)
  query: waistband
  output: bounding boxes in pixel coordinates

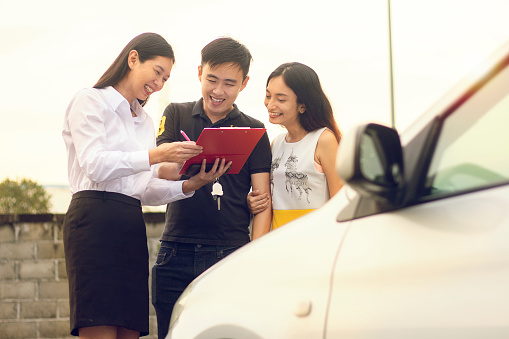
[160,241,242,253]
[72,190,141,207]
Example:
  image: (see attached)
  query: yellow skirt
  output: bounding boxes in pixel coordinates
[272,209,315,230]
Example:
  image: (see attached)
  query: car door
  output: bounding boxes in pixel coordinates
[325,51,509,338]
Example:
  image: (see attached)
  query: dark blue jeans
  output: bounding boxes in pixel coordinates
[151,241,240,339]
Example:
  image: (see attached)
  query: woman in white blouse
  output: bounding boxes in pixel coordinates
[62,33,229,339]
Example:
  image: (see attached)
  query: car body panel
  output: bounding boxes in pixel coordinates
[327,185,509,338]
[168,190,352,338]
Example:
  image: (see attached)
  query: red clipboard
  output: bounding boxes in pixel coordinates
[179,127,266,176]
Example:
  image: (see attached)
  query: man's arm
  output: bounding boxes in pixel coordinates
[247,190,270,215]
[250,172,272,240]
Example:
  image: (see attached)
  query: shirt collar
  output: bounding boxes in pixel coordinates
[131,99,146,122]
[101,86,146,122]
[192,98,241,123]
[101,86,126,111]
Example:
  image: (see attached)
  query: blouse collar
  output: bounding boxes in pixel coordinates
[102,86,146,122]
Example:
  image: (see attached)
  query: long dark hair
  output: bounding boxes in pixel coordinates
[94,32,175,106]
[267,62,341,142]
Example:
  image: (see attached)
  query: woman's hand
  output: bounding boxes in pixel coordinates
[149,141,202,165]
[157,162,184,181]
[182,158,232,193]
[247,190,270,215]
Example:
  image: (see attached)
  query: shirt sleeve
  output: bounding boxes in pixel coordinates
[140,166,194,206]
[156,103,178,146]
[67,89,151,183]
[248,130,272,174]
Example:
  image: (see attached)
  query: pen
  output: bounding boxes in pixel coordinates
[180,130,191,141]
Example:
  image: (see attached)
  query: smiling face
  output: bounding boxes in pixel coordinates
[198,62,249,122]
[264,75,306,128]
[117,51,173,104]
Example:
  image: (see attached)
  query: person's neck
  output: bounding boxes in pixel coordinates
[284,124,308,143]
[203,107,233,124]
[113,80,134,104]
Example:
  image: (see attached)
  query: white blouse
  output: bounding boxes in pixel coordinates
[62,86,192,206]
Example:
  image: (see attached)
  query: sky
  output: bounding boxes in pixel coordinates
[1,0,509,187]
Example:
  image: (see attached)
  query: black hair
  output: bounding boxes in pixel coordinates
[94,32,175,106]
[201,37,252,79]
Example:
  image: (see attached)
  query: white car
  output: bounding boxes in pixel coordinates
[167,42,509,338]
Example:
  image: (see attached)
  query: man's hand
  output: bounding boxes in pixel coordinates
[247,190,270,215]
[182,158,232,193]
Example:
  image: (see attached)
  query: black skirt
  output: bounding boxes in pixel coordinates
[63,191,149,337]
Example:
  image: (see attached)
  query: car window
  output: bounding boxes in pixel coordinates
[423,68,509,197]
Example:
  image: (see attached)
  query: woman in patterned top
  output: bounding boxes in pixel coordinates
[248,62,342,229]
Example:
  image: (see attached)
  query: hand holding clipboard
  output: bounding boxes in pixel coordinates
[179,127,266,176]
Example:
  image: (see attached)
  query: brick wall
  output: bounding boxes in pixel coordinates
[0,213,166,339]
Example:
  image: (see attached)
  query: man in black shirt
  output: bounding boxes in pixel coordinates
[152,37,272,339]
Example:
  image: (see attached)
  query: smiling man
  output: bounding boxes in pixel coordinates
[199,61,247,122]
[152,37,272,339]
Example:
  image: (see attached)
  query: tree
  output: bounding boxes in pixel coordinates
[0,178,52,214]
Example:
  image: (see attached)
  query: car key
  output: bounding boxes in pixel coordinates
[211,179,223,210]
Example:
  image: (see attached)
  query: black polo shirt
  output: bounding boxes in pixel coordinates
[156,99,271,246]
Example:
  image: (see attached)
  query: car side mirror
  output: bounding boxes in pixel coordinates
[336,123,404,203]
